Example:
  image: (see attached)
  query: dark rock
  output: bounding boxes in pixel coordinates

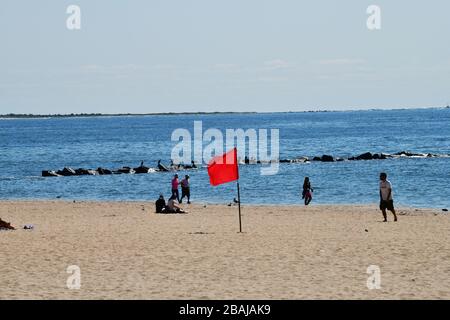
[336,157,345,162]
[321,155,334,162]
[183,161,198,169]
[116,167,135,174]
[312,156,322,161]
[380,153,389,159]
[443,209,448,212]
[75,169,96,175]
[348,157,355,161]
[280,159,291,163]
[372,154,380,159]
[97,167,112,175]
[356,152,373,160]
[134,166,150,174]
[57,167,76,176]
[42,170,60,177]
[291,157,309,163]
[75,168,90,175]
[394,151,424,157]
[157,160,169,172]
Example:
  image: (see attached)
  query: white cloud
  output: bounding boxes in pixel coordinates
[316,58,366,66]
[263,59,291,70]
[80,64,142,74]
[212,63,242,73]
[256,76,288,83]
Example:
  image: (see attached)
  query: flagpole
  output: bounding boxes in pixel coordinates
[237,180,242,233]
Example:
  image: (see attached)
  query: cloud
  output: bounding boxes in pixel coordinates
[151,64,177,70]
[80,64,102,72]
[263,59,291,70]
[212,63,242,73]
[80,64,142,74]
[255,76,288,83]
[316,58,366,66]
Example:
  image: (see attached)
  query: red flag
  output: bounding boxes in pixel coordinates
[207,148,239,186]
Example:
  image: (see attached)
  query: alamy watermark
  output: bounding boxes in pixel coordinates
[366,265,381,290]
[66,5,81,30]
[66,265,81,289]
[66,5,381,32]
[171,121,280,175]
[367,5,381,30]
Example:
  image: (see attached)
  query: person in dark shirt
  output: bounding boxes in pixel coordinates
[180,175,191,204]
[155,194,166,213]
[302,177,313,206]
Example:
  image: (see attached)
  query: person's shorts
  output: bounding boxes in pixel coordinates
[380,200,394,211]
[182,187,190,197]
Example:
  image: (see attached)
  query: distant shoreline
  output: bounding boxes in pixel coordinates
[1,106,448,119]
[0,111,257,119]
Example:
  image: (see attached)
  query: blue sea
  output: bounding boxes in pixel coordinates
[1,108,449,208]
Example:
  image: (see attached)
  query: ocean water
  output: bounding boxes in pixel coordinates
[1,108,449,208]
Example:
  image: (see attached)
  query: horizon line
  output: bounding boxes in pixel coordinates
[0,105,448,119]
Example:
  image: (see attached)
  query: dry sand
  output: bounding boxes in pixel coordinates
[1,200,449,300]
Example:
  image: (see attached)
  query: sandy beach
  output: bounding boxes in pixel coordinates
[1,201,449,300]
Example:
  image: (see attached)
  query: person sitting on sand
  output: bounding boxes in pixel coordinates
[166,195,185,213]
[302,177,313,206]
[0,218,15,230]
[379,172,398,222]
[155,194,166,213]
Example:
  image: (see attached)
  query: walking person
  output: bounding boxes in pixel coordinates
[302,177,313,206]
[180,175,191,204]
[171,174,180,202]
[379,172,398,222]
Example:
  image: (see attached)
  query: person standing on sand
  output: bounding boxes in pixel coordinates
[302,177,313,205]
[171,174,180,202]
[180,175,191,204]
[379,172,398,222]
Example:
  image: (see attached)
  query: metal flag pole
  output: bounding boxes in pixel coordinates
[237,180,242,233]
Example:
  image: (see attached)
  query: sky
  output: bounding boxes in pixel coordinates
[1,0,450,114]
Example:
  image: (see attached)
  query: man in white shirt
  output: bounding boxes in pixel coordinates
[379,172,398,222]
[166,195,185,214]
